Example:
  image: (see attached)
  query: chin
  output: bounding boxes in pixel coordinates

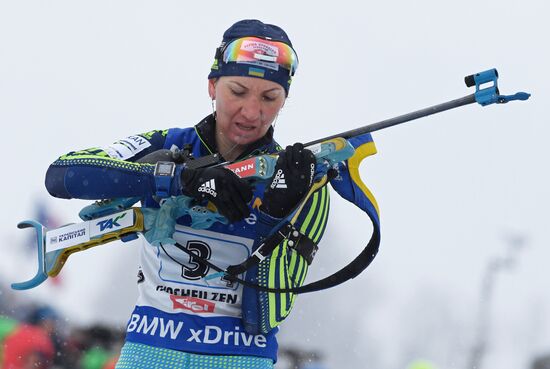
[230,131,262,145]
[233,136,257,146]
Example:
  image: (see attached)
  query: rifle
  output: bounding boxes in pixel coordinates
[12,68,529,292]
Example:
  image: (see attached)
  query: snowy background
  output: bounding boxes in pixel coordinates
[1,1,548,368]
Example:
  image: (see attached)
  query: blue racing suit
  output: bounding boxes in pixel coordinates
[45,114,331,362]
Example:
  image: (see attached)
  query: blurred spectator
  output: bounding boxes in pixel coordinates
[532,353,550,369]
[1,323,54,369]
[277,347,326,369]
[78,325,122,369]
[406,359,437,369]
[0,316,19,364]
[27,306,59,333]
[103,357,118,369]
[25,306,65,366]
[0,316,18,343]
[0,284,19,319]
[80,347,113,369]
[52,324,122,368]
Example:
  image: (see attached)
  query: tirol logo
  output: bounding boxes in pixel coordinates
[96,212,127,232]
[170,295,215,313]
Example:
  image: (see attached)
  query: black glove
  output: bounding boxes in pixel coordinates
[137,147,191,164]
[261,143,316,218]
[181,167,253,223]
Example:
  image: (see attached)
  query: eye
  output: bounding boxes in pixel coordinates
[262,94,278,102]
[230,88,245,96]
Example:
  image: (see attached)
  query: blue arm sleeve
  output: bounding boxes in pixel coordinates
[44,130,176,200]
[45,157,157,199]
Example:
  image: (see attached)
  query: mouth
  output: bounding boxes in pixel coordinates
[234,122,257,132]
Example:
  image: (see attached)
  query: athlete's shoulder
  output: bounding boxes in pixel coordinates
[164,126,201,148]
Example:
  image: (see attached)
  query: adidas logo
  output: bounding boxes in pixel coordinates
[270,169,287,189]
[198,179,217,197]
[309,163,315,186]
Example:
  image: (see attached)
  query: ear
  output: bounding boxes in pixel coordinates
[208,79,217,100]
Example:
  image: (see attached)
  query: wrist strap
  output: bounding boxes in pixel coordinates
[153,161,176,198]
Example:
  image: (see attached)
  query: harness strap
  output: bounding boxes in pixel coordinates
[226,223,293,276]
[292,235,318,265]
[169,139,381,294]
[170,216,379,294]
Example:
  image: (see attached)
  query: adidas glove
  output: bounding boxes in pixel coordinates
[261,143,316,218]
[181,167,253,223]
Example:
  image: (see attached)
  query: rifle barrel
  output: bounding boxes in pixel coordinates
[304,94,476,147]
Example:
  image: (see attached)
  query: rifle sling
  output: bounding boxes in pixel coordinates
[169,219,379,294]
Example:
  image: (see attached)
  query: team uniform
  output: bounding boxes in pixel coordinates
[45,18,382,368]
[45,114,330,366]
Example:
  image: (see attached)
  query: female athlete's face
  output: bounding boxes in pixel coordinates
[208,76,286,152]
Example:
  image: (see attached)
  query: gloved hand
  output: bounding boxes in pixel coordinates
[181,167,253,223]
[137,147,190,164]
[261,143,316,218]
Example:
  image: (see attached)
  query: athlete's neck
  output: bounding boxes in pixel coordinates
[215,131,245,162]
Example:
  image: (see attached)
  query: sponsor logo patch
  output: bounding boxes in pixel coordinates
[89,210,134,237]
[244,213,257,225]
[225,159,256,178]
[46,223,90,252]
[198,179,217,197]
[156,286,238,305]
[126,313,268,348]
[96,212,127,232]
[170,295,215,313]
[187,325,267,347]
[104,135,151,160]
[270,169,287,189]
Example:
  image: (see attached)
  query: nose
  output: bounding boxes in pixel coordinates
[240,96,262,122]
